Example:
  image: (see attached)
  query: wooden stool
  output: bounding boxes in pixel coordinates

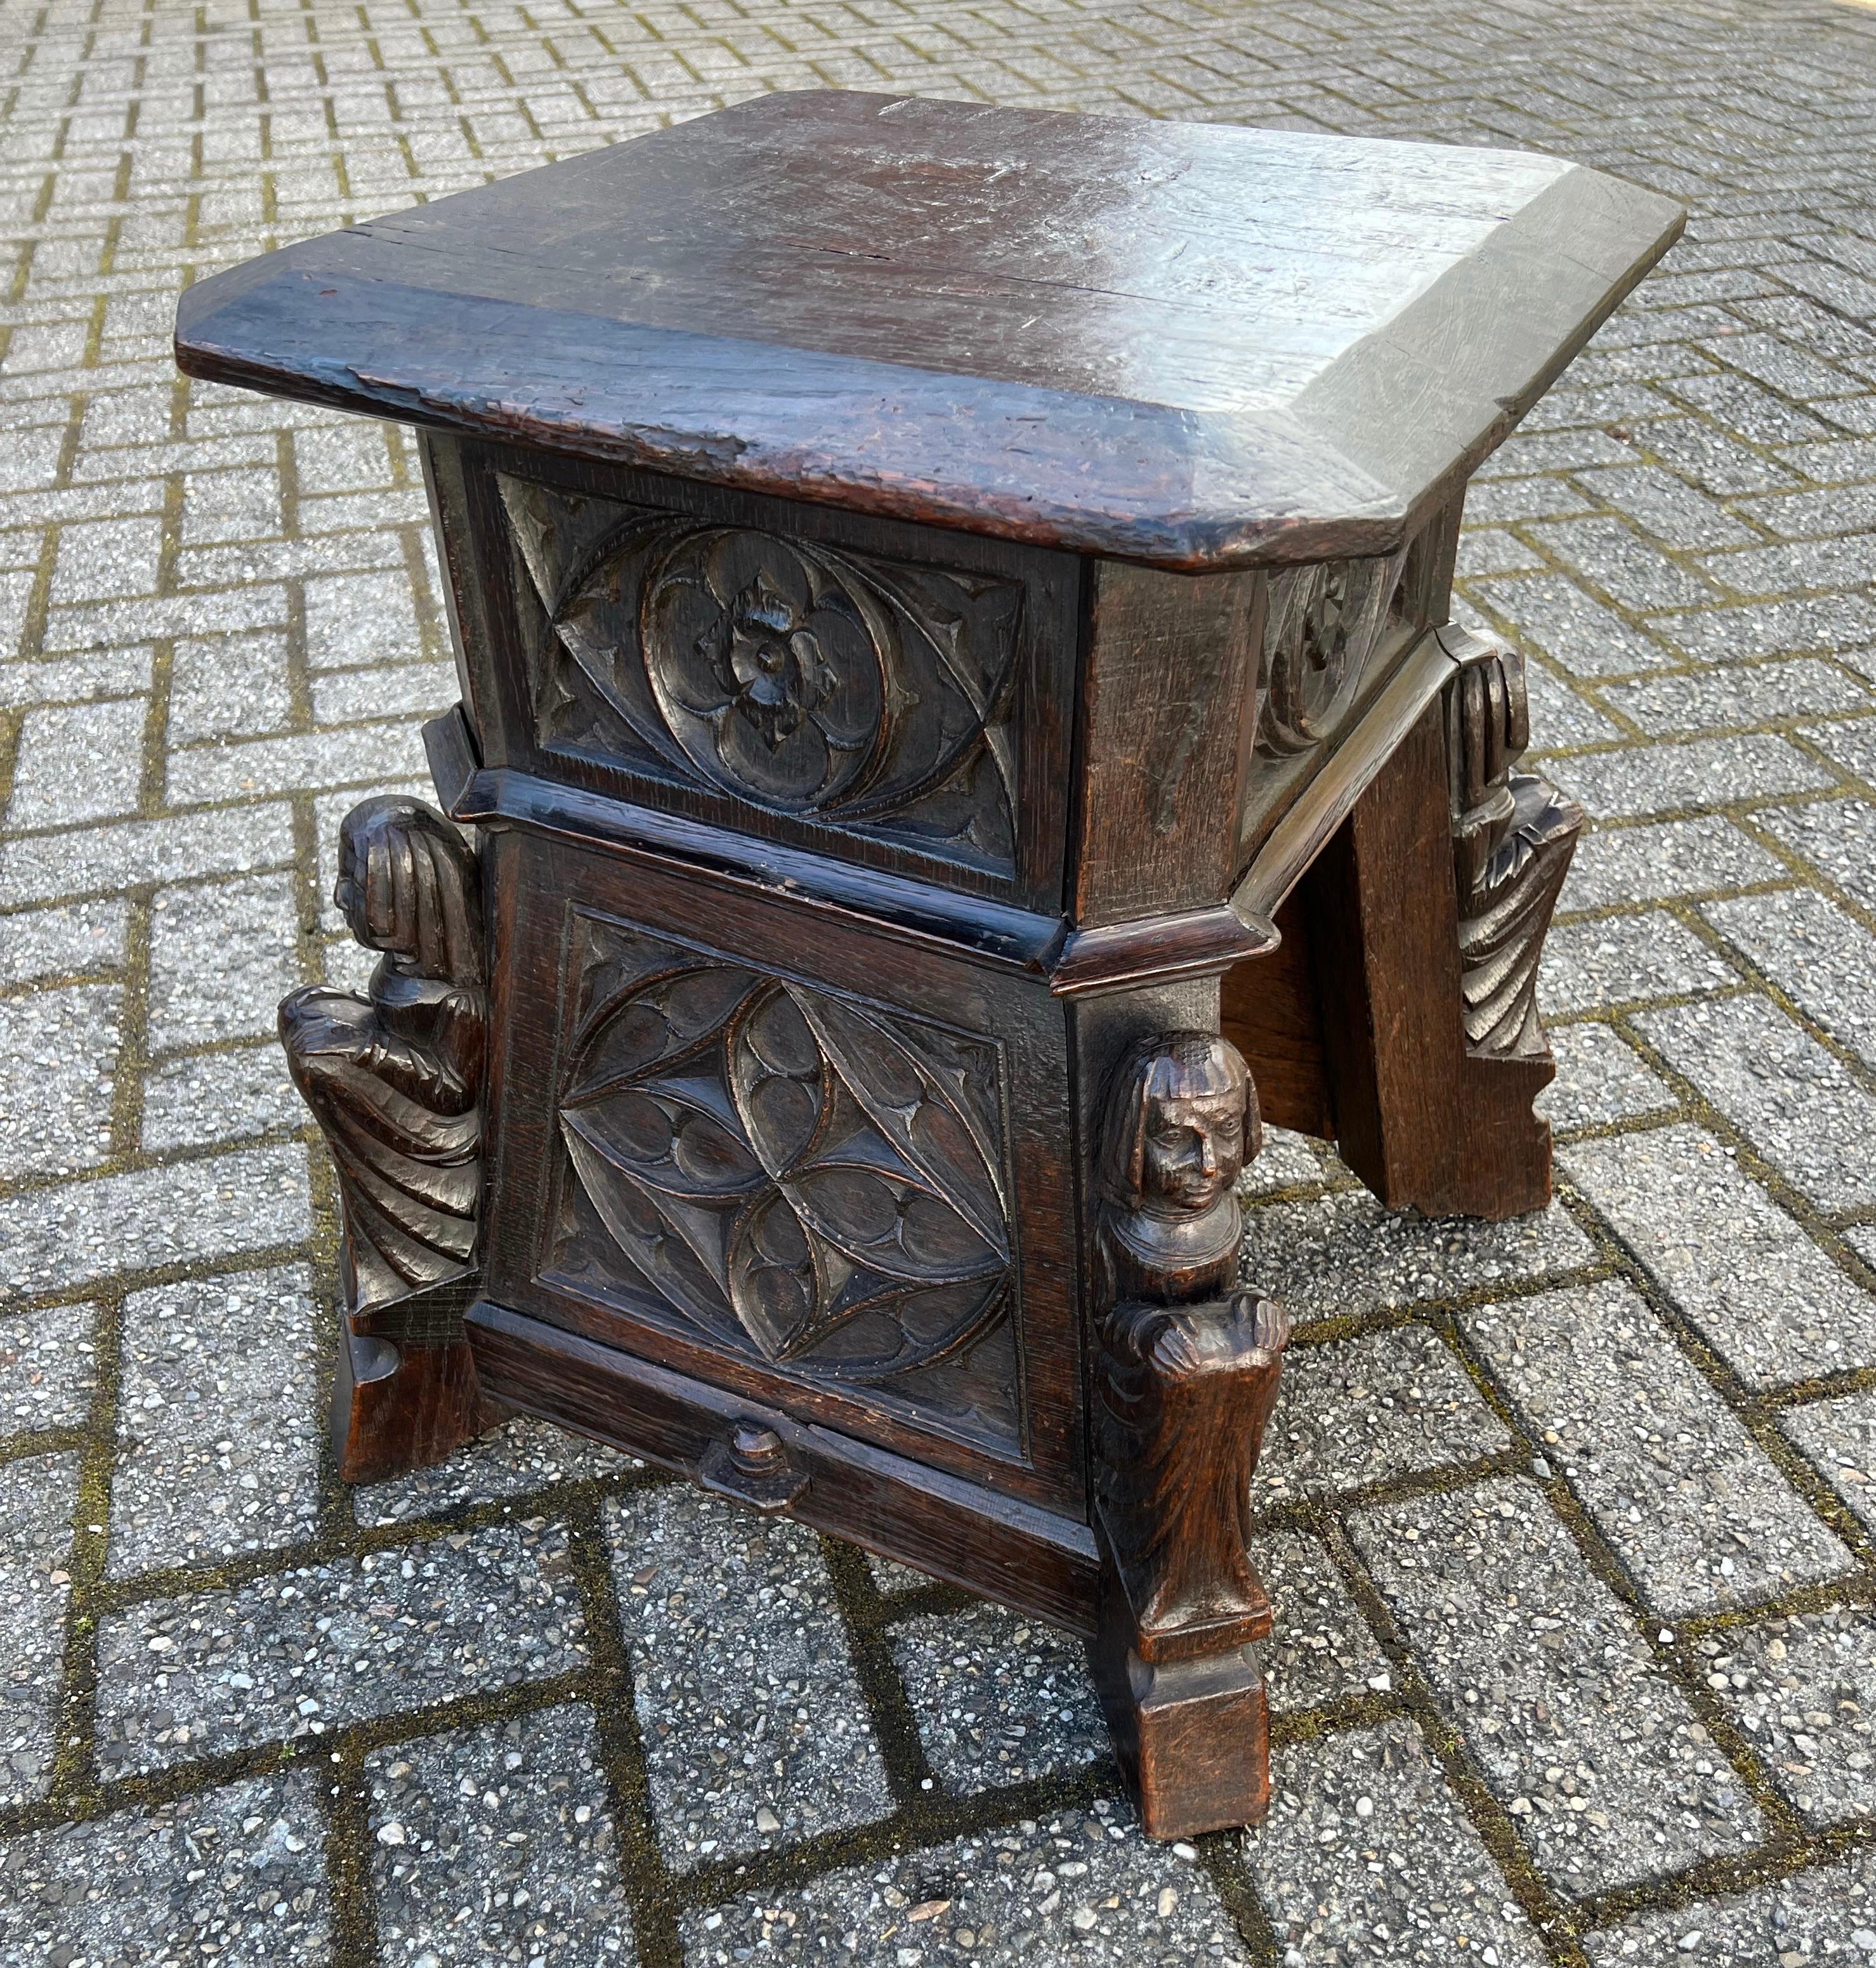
[175,91,1680,1839]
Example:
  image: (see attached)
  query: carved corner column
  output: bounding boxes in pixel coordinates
[1301,625,1582,1219]
[1086,1030,1289,1839]
[280,796,503,1481]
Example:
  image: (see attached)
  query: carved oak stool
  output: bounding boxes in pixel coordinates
[174,92,1679,1839]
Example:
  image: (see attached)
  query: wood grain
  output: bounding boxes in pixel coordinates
[174,92,1682,571]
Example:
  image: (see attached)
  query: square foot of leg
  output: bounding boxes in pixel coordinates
[1092,1622,1271,1839]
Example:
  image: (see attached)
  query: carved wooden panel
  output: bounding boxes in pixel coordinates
[499,475,1026,876]
[539,909,1023,1453]
[1238,542,1419,859]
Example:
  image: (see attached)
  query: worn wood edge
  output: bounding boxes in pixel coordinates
[1231,629,1463,923]
[1047,906,1279,997]
[466,1297,1102,1632]
[1290,163,1685,518]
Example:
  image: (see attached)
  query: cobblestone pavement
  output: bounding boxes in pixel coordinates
[3,0,1876,1960]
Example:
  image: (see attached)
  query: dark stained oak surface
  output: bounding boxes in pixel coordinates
[174,90,1682,570]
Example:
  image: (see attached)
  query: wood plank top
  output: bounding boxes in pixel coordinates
[174,91,1682,570]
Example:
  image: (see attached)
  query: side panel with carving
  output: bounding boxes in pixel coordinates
[430,440,1080,908]
[1235,500,1460,869]
[476,827,1084,1506]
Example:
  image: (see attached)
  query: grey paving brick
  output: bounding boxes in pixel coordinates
[1550,733,1833,820]
[147,870,302,1049]
[1249,1188,1593,1327]
[1463,1280,1851,1615]
[0,1143,311,1301]
[304,567,425,668]
[367,1703,636,1967]
[0,981,120,1179]
[1259,1324,1513,1507]
[1780,1390,1876,1535]
[0,1769,330,1964]
[1738,480,1876,540]
[1247,1717,1547,1968]
[1657,594,1876,664]
[95,1518,589,1776]
[1704,887,1876,1067]
[1455,528,1549,578]
[1599,658,1875,736]
[140,1040,302,1150]
[1801,707,1876,789]
[1571,462,1761,551]
[310,657,460,725]
[1560,815,1788,910]
[109,1265,323,1578]
[1762,796,1876,910]
[892,1601,1108,1795]
[0,896,128,988]
[1712,1610,1876,1827]
[1667,372,1847,449]
[1259,1528,1391,1711]
[0,1300,96,1438]
[1700,535,1876,598]
[685,1806,1249,1966]
[0,1452,76,1805]
[354,1414,634,1526]
[1540,909,1733,1014]
[1538,1021,1676,1131]
[1528,516,1729,613]
[1467,573,1677,678]
[0,648,155,711]
[48,515,161,607]
[1636,994,1876,1212]
[4,695,147,830]
[1479,430,1644,479]
[166,718,428,806]
[1777,434,1876,483]
[1351,1477,1764,1899]
[0,800,294,907]
[1564,1125,1876,1387]
[1637,416,1804,497]
[1585,1842,1876,1967]
[606,1483,891,1870]
[180,465,282,546]
[168,629,294,744]
[1698,331,1870,402]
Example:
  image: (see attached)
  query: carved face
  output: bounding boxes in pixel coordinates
[1139,1053,1248,1214]
[1100,1032,1255,1221]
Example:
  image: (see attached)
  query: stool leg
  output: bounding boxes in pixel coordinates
[1301,631,1580,1220]
[1082,1030,1290,1837]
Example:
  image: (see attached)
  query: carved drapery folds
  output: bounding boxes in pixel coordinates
[1092,1032,1289,1662]
[1442,628,1584,1060]
[546,914,1021,1452]
[279,797,487,1324]
[499,476,1025,874]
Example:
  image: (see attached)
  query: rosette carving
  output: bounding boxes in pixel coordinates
[501,478,1023,872]
[1256,551,1408,760]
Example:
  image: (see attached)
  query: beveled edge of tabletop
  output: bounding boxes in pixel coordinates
[173,96,1684,573]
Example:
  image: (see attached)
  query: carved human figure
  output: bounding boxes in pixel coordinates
[1093,1032,1289,1658]
[279,797,487,1316]
[1444,635,1582,1059]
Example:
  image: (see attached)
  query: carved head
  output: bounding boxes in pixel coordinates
[334,797,484,988]
[1099,1032,1259,1220]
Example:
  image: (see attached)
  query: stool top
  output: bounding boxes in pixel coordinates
[175,91,1679,571]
